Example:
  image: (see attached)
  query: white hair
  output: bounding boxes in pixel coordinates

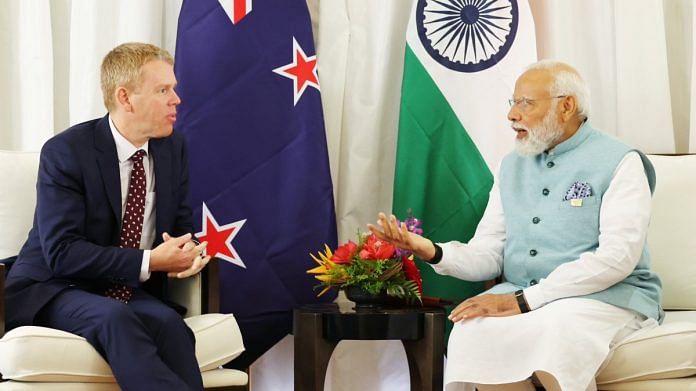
[526,60,591,121]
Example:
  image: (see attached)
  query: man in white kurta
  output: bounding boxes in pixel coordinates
[369,61,662,391]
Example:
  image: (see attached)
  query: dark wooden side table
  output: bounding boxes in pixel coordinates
[293,303,445,391]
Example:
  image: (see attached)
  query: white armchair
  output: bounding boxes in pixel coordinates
[0,150,249,390]
[595,154,696,390]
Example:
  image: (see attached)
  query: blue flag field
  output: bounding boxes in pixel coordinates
[174,0,337,367]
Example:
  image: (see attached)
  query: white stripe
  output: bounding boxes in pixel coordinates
[405,0,537,171]
[217,0,235,24]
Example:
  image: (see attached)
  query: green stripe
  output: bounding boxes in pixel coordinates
[393,44,494,342]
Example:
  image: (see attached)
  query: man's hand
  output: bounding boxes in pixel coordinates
[367,212,436,260]
[448,293,521,322]
[150,233,207,274]
[167,253,210,279]
[160,232,211,278]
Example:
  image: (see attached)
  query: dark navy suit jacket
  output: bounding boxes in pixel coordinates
[5,115,194,330]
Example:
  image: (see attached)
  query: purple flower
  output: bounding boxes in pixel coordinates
[394,215,423,257]
[405,216,423,235]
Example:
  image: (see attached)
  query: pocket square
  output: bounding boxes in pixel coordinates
[563,181,593,201]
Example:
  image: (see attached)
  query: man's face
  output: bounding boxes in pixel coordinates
[507,70,564,156]
[128,60,180,140]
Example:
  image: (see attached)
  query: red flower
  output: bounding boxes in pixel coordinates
[359,234,396,260]
[331,241,358,264]
[402,256,423,294]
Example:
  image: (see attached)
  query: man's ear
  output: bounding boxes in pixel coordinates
[115,87,133,112]
[560,95,577,121]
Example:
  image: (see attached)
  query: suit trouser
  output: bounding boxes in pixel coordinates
[35,287,204,391]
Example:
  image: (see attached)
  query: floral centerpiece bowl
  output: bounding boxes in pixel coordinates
[307,217,423,309]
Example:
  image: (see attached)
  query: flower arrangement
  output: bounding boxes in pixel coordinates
[307,216,424,304]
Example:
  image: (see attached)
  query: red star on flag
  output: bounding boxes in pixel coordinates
[196,202,247,268]
[272,37,320,106]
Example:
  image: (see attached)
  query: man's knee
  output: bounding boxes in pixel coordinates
[151,306,195,342]
[100,301,138,324]
[96,300,140,334]
[160,305,185,325]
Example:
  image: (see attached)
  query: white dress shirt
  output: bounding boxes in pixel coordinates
[432,151,652,310]
[109,116,155,282]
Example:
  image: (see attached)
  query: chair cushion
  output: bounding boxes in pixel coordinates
[597,376,696,390]
[0,326,113,382]
[184,313,246,371]
[0,369,249,390]
[201,368,249,388]
[596,320,696,384]
[664,310,696,323]
[0,313,244,382]
[646,154,696,310]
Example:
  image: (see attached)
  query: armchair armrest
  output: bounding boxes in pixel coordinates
[168,258,221,316]
[205,258,220,314]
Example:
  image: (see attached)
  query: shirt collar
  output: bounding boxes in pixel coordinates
[108,115,149,163]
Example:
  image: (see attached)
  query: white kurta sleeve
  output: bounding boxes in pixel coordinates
[523,151,652,310]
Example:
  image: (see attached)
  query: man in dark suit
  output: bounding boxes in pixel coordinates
[5,43,209,390]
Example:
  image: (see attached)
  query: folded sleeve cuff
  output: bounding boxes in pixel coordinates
[523,284,546,311]
[429,241,456,273]
[139,250,152,282]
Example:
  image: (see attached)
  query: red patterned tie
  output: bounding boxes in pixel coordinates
[105,149,147,303]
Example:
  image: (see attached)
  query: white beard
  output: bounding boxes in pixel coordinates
[513,109,564,157]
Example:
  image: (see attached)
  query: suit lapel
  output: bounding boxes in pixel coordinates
[94,115,122,223]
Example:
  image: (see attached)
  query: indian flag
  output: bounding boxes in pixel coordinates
[250,2,539,389]
[393,0,537,338]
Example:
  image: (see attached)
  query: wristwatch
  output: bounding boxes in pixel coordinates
[514,290,530,313]
[427,241,443,264]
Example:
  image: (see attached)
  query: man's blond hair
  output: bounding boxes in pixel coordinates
[100,42,174,111]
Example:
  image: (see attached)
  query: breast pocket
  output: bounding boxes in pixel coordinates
[557,195,601,231]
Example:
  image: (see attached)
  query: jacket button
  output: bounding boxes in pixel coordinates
[529,249,538,256]
[547,161,555,168]
[542,188,550,196]
[532,217,540,224]
[530,279,538,286]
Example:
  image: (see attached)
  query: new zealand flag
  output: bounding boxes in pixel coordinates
[174,0,337,367]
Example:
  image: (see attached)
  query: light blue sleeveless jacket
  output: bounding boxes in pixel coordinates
[497,122,663,321]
